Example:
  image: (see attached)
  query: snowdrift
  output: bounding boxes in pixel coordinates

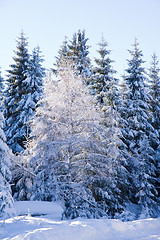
[1,201,160,240]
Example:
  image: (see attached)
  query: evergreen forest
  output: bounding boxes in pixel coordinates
[0,30,160,221]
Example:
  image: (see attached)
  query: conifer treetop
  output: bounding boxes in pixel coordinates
[126,38,145,80]
[149,53,160,100]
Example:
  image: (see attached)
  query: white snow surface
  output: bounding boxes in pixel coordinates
[1,201,160,240]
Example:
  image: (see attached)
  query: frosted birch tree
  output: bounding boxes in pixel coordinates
[27,61,126,219]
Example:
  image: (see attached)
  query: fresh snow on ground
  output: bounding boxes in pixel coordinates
[1,201,160,240]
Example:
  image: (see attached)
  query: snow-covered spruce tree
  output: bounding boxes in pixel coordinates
[67,30,92,80]
[0,112,15,219]
[120,39,159,218]
[54,37,69,67]
[89,36,118,106]
[88,37,132,219]
[148,53,160,198]
[0,68,5,111]
[4,31,30,153]
[0,68,4,89]
[17,45,45,128]
[148,53,160,139]
[119,70,130,104]
[27,61,126,219]
[4,33,45,154]
[10,46,45,200]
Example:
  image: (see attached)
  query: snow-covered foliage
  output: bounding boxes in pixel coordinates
[4,31,30,153]
[148,53,160,198]
[4,32,45,154]
[0,112,15,219]
[11,151,34,201]
[0,69,5,111]
[148,53,160,139]
[16,45,45,141]
[54,36,69,69]
[89,36,118,107]
[88,37,132,219]
[1,30,160,223]
[24,46,44,102]
[54,30,92,80]
[68,30,92,79]
[26,61,129,219]
[119,39,160,218]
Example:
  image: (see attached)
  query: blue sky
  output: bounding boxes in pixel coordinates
[0,0,160,78]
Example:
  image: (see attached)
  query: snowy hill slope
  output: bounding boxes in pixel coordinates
[1,201,160,240]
